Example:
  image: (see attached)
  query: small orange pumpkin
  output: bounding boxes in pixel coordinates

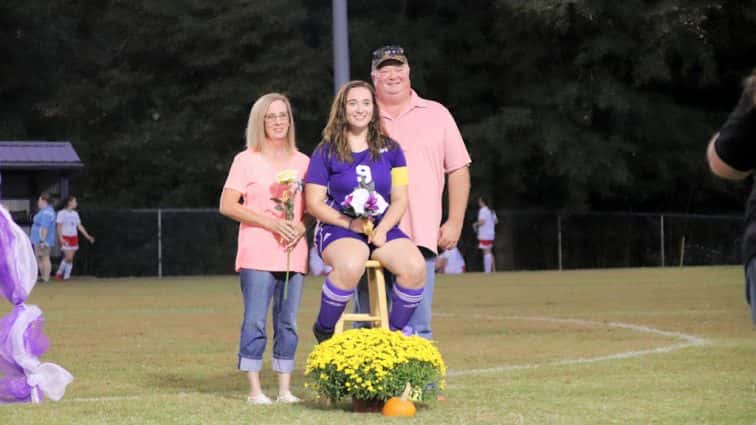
[382,383,416,417]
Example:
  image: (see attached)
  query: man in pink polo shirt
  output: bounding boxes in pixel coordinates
[355,45,471,340]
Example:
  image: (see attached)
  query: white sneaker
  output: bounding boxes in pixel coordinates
[276,393,301,403]
[247,394,273,405]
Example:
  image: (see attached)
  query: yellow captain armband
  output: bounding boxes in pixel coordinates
[391,166,409,186]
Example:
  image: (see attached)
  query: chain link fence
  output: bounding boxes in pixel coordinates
[69,209,742,277]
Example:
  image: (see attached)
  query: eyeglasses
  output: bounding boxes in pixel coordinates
[372,45,404,59]
[264,112,289,123]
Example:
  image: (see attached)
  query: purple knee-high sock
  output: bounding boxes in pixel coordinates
[316,278,353,331]
[389,283,424,331]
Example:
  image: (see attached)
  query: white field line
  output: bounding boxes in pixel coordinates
[441,314,709,377]
[66,392,210,403]
[60,315,709,403]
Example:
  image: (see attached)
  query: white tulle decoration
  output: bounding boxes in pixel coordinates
[0,205,73,404]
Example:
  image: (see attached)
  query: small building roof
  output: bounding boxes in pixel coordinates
[0,141,84,170]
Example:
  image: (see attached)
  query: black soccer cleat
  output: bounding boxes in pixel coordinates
[312,322,334,343]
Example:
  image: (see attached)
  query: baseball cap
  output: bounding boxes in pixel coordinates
[371,45,408,71]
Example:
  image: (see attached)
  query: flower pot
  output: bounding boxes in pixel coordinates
[351,397,384,413]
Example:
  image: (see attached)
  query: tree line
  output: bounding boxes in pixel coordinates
[2,0,756,212]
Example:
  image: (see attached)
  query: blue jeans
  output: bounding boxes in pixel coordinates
[746,258,756,324]
[354,257,436,339]
[238,269,303,373]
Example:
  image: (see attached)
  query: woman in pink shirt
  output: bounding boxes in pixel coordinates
[219,93,309,405]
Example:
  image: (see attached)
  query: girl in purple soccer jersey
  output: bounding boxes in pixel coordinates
[305,80,426,343]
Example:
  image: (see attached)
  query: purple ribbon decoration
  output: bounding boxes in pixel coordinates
[0,206,73,403]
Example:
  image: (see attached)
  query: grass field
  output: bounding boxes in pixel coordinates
[1,266,755,424]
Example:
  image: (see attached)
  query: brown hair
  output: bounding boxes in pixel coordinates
[63,196,76,209]
[319,81,391,162]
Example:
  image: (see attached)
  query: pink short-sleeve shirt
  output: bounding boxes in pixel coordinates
[223,149,310,273]
[380,91,471,254]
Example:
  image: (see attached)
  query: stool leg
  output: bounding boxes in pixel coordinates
[334,317,345,334]
[368,268,379,328]
[373,268,390,330]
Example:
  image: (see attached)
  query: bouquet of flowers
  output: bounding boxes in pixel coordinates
[305,328,446,403]
[340,175,388,237]
[271,169,303,298]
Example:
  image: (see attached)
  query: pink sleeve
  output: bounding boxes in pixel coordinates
[223,153,251,193]
[442,109,472,173]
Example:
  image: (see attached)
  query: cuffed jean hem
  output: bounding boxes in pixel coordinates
[238,356,263,372]
[272,358,295,373]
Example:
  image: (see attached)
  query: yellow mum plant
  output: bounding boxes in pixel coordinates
[305,328,446,402]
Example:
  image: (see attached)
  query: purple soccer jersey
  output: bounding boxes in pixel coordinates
[306,141,409,254]
[306,142,407,224]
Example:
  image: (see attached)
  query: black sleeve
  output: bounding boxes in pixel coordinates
[714,107,756,172]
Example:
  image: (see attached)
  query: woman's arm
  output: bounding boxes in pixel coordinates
[473,209,488,229]
[39,221,48,244]
[374,184,408,235]
[305,184,362,232]
[77,223,95,243]
[219,188,299,242]
[284,213,315,250]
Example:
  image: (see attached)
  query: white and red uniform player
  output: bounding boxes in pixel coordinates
[56,209,81,251]
[55,197,95,280]
[474,199,497,273]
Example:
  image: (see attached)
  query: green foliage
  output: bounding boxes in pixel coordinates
[3,0,756,212]
[305,328,446,402]
[471,0,756,210]
[3,0,330,207]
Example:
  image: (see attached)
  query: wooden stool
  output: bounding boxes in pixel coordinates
[334,260,390,334]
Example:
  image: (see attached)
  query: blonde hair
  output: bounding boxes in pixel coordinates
[245,93,296,151]
[320,81,390,162]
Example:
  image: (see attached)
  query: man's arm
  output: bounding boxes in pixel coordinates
[708,73,756,180]
[707,133,752,180]
[438,165,470,250]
